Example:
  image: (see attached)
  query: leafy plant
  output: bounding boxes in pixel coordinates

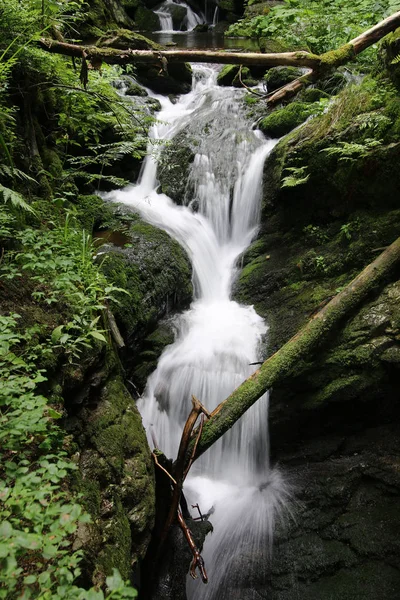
[281,166,310,188]
[321,138,383,162]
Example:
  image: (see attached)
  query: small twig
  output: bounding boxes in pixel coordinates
[152,452,177,485]
[177,510,208,584]
[238,65,268,98]
[191,503,204,521]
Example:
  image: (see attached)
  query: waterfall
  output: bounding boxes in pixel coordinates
[106,66,290,599]
[154,0,205,32]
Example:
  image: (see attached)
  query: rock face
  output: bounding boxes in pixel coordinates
[69,372,156,584]
[234,71,400,598]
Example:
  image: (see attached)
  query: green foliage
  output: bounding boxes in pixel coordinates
[0,206,135,598]
[321,138,383,162]
[228,0,400,69]
[281,166,310,188]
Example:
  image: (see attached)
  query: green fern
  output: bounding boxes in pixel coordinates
[281,166,310,188]
[391,52,400,65]
[0,184,36,213]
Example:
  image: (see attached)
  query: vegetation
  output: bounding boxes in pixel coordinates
[228,0,400,66]
[0,1,154,598]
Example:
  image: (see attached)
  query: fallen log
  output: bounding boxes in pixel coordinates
[186,236,400,465]
[39,40,321,69]
[39,10,400,105]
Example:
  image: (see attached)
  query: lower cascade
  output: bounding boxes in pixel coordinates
[107,66,290,598]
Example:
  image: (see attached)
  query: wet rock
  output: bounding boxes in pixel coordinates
[157,131,195,205]
[135,62,192,95]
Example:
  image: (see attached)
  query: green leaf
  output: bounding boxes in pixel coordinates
[47,407,62,420]
[106,569,124,591]
[51,325,64,343]
[0,521,13,539]
[89,331,107,343]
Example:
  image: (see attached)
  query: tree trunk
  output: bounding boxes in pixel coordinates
[185,236,400,465]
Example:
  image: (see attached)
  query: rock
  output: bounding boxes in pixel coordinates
[69,374,156,583]
[135,62,192,95]
[97,28,159,49]
[232,69,400,600]
[263,66,303,92]
[217,64,257,87]
[99,213,192,380]
[157,131,195,204]
[134,6,161,31]
[258,101,320,137]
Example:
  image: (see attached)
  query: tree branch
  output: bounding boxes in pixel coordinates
[186,236,400,464]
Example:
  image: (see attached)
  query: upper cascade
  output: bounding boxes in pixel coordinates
[154,0,206,31]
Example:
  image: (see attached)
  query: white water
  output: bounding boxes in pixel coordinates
[106,66,290,599]
[154,0,205,32]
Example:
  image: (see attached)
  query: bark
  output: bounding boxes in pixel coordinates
[186,236,400,464]
[39,39,320,68]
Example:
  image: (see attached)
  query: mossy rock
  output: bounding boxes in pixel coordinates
[157,131,195,204]
[217,64,257,87]
[97,28,159,50]
[74,374,155,581]
[300,87,330,103]
[100,218,192,349]
[217,64,239,86]
[263,66,303,93]
[134,6,161,31]
[74,194,116,232]
[135,62,192,95]
[132,321,175,390]
[258,101,319,138]
[120,76,148,97]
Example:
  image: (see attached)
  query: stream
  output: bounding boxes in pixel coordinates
[107,65,290,599]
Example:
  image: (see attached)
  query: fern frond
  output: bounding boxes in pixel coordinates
[391,53,400,65]
[0,184,36,213]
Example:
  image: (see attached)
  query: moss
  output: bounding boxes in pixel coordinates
[217,64,240,86]
[300,87,330,102]
[97,29,159,50]
[320,44,355,68]
[263,66,303,93]
[134,6,161,31]
[74,194,115,232]
[259,101,320,138]
[95,498,132,582]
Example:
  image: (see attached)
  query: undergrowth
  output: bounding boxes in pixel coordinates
[0,205,136,599]
[228,0,400,70]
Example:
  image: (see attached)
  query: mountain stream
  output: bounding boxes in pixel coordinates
[107,65,290,600]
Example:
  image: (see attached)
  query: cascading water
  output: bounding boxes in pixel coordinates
[106,66,290,599]
[154,0,205,32]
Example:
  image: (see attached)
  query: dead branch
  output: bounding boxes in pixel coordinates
[177,510,208,583]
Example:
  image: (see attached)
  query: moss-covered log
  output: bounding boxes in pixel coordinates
[40,11,400,70]
[188,236,400,463]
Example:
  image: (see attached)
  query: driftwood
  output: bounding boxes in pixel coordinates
[39,11,400,105]
[185,236,400,465]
